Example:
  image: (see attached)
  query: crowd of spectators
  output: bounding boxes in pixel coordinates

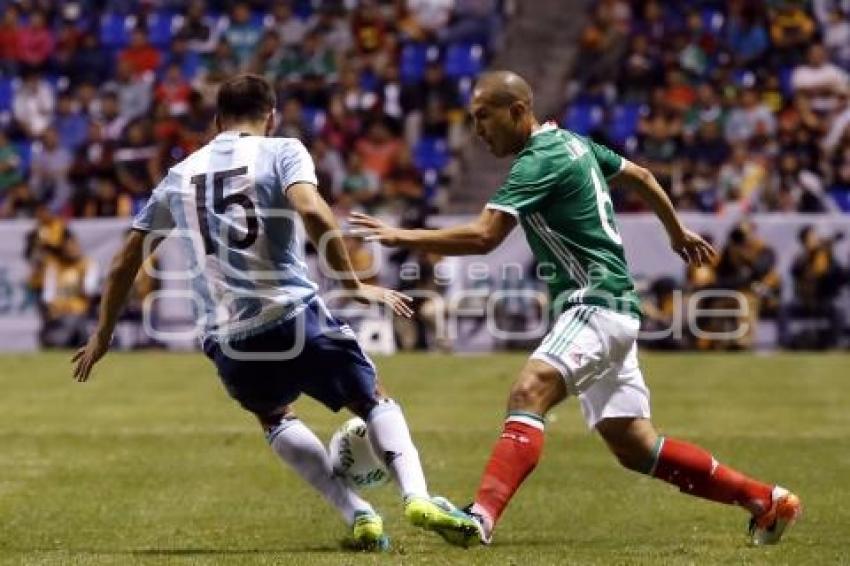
[640,220,849,351]
[0,0,508,221]
[567,0,850,214]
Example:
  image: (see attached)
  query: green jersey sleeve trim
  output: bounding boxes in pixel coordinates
[485,202,520,217]
[585,137,626,180]
[606,156,627,180]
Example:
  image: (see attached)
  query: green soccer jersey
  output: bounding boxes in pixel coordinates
[487,123,641,318]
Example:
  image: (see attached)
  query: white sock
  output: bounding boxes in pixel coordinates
[366,399,429,500]
[268,418,373,525]
[470,502,494,538]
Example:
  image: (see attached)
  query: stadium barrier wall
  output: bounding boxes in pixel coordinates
[0,214,848,352]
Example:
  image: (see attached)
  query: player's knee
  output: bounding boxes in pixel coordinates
[508,368,563,413]
[346,397,380,420]
[597,418,658,473]
[255,407,294,430]
[256,409,298,443]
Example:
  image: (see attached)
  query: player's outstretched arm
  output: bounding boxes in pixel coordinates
[348,208,516,256]
[287,182,413,318]
[72,229,154,382]
[611,161,717,266]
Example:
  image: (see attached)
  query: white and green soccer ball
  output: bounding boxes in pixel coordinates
[329,417,390,490]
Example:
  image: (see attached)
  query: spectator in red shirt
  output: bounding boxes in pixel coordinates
[50,19,85,81]
[154,63,192,116]
[178,90,213,155]
[114,120,158,206]
[380,144,424,214]
[320,92,362,153]
[351,0,387,55]
[17,10,55,70]
[355,120,404,180]
[0,5,20,74]
[664,69,697,113]
[150,100,182,171]
[120,28,161,75]
[69,122,116,214]
[55,18,83,53]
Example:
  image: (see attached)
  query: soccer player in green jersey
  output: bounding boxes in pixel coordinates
[349,71,801,547]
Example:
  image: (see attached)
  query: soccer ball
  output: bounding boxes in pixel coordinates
[329,417,391,490]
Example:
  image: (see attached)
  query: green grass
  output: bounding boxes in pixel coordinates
[0,352,847,565]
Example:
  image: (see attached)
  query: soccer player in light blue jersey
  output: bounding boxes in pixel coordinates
[71,74,477,551]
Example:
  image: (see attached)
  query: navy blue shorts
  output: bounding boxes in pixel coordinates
[203,300,379,416]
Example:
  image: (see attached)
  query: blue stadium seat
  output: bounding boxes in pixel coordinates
[301,107,326,135]
[607,104,644,146]
[44,74,68,93]
[422,169,440,203]
[779,66,794,98]
[0,78,13,112]
[99,12,130,48]
[444,43,484,79]
[12,141,31,174]
[828,188,850,212]
[293,0,313,20]
[180,52,201,80]
[401,43,429,84]
[732,69,756,88]
[701,9,724,33]
[249,11,265,30]
[358,69,380,94]
[562,103,604,136]
[414,137,450,172]
[458,77,474,105]
[147,11,176,47]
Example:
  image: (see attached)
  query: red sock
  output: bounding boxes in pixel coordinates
[652,437,773,514]
[474,414,545,527]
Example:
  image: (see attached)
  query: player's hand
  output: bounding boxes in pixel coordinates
[671,228,717,266]
[71,332,111,382]
[352,283,414,318]
[347,212,400,246]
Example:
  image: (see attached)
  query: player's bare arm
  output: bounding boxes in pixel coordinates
[611,161,717,266]
[287,182,413,317]
[348,207,516,256]
[72,229,159,382]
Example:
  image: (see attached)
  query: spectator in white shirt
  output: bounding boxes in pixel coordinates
[813,0,850,27]
[823,9,850,70]
[724,87,776,144]
[97,92,129,142]
[822,86,850,156]
[404,0,455,41]
[30,127,72,212]
[267,0,306,47]
[12,70,55,139]
[106,59,153,122]
[792,44,850,112]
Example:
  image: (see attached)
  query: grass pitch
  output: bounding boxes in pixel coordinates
[0,351,847,565]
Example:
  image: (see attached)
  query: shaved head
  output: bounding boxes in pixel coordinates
[470,70,538,157]
[474,71,533,107]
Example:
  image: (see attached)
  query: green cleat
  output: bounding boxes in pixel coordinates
[404,496,480,548]
[343,510,390,552]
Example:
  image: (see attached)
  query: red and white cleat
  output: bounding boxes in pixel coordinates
[749,486,802,545]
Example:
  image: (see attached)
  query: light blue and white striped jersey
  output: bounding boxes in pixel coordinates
[132,131,319,342]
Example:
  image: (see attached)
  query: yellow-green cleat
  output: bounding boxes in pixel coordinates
[343,510,390,552]
[404,496,480,548]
